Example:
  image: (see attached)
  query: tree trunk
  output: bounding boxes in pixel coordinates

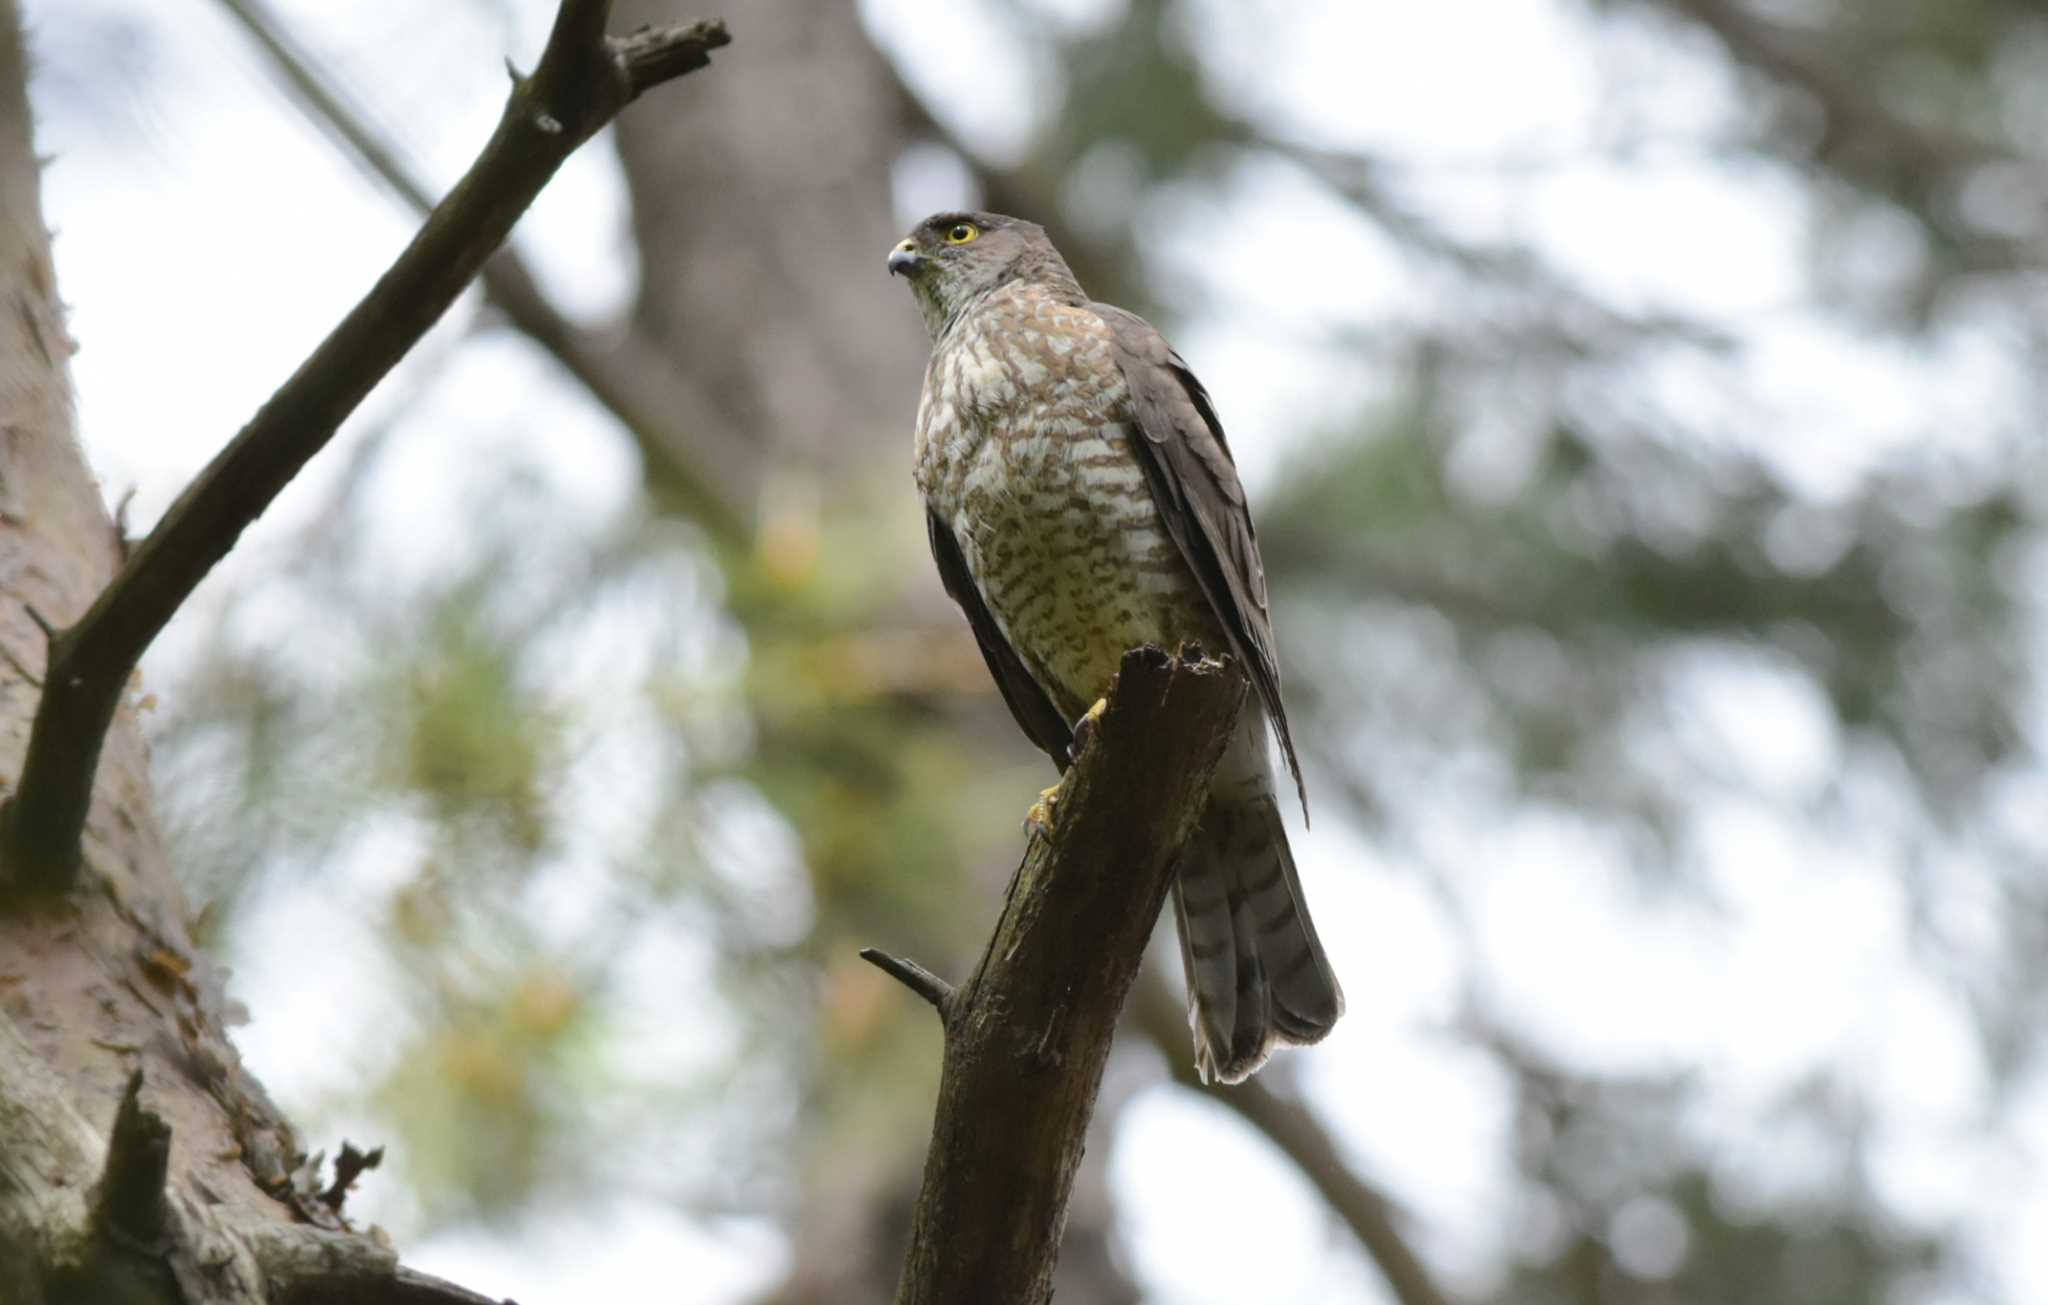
[611,0,923,474]
[0,0,330,1295]
[0,4,715,1299]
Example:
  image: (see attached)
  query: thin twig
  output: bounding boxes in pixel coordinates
[0,4,730,885]
[859,947,954,1014]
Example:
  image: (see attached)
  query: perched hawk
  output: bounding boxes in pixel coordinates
[889,210,1342,1082]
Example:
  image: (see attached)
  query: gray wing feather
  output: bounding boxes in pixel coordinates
[926,508,1075,771]
[1095,304,1307,818]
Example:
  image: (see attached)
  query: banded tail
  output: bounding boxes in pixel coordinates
[1172,723,1343,1083]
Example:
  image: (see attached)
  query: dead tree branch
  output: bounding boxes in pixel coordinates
[215,0,756,546]
[875,645,1244,1305]
[858,947,955,1011]
[0,3,729,886]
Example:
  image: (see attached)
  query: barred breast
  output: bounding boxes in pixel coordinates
[914,285,1221,719]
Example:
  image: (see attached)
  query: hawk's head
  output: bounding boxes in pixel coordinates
[888,211,1082,339]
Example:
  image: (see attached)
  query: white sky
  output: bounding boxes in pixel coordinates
[25,0,2047,1301]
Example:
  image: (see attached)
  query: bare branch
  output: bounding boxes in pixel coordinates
[214,0,755,545]
[214,0,433,212]
[0,5,730,885]
[544,0,618,88]
[1132,976,1459,1305]
[885,645,1245,1305]
[859,947,955,1015]
[617,19,726,92]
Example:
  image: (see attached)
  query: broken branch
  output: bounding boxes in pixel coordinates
[885,645,1245,1305]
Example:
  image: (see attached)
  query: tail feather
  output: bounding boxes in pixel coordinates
[1172,789,1342,1084]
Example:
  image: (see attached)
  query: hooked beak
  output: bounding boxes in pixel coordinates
[887,239,920,278]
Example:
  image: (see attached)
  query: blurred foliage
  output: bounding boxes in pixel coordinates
[57,0,2048,1299]
[1483,1043,1949,1305]
[1264,410,2034,825]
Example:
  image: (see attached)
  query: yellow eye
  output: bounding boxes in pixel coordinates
[944,222,979,245]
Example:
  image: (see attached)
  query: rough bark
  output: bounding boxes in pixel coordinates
[871,646,1244,1305]
[0,0,308,1290]
[0,4,726,1301]
[0,0,303,1261]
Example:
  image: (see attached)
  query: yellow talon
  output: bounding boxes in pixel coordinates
[1025,784,1063,835]
[1068,697,1110,761]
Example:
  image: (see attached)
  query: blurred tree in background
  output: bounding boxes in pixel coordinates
[30,0,2048,1300]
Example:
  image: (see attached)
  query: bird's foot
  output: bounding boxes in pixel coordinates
[1024,784,1063,836]
[1067,697,1109,764]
